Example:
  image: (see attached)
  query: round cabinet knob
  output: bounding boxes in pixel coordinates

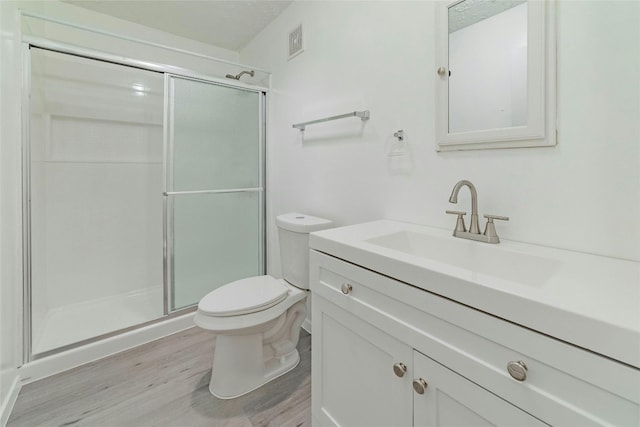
[412,378,428,394]
[507,360,528,382]
[437,66,447,76]
[341,283,353,295]
[393,362,407,378]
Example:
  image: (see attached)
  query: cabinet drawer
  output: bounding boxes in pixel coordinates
[310,250,640,427]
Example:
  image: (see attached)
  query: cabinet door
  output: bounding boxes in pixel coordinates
[312,295,413,427]
[412,350,546,427]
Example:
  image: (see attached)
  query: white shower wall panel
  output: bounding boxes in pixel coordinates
[39,161,163,309]
[46,116,163,163]
[29,120,165,331]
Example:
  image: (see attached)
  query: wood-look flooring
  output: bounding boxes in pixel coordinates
[8,327,311,427]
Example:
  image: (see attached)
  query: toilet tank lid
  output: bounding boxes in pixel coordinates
[276,212,333,233]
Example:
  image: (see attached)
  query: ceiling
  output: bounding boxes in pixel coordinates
[63,1,293,51]
[448,0,526,33]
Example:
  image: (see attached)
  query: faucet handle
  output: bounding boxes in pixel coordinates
[483,214,509,242]
[446,210,467,233]
[484,214,509,222]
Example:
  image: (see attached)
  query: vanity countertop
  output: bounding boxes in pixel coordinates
[309,220,640,368]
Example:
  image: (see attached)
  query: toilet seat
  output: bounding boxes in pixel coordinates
[195,277,307,333]
[198,275,289,317]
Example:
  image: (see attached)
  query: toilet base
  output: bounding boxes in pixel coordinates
[207,300,307,399]
[209,344,300,399]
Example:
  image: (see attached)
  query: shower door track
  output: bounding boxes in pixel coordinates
[21,40,268,363]
[22,36,269,93]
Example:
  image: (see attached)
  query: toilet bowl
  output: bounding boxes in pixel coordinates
[194,212,332,399]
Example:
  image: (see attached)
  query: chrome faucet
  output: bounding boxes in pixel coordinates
[446,180,509,244]
[448,180,480,234]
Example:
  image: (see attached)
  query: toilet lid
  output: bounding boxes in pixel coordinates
[198,275,289,317]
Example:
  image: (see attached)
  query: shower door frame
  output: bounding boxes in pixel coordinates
[21,39,267,362]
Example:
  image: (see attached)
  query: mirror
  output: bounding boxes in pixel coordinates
[435,0,556,151]
[448,0,528,133]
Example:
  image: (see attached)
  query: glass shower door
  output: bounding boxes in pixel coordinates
[167,76,264,311]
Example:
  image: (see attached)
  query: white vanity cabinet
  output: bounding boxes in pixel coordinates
[310,250,640,427]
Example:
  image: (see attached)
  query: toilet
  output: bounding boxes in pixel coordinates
[194,212,333,399]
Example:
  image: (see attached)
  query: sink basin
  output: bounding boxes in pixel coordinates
[365,230,561,287]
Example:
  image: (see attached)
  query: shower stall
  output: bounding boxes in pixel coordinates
[25,45,265,359]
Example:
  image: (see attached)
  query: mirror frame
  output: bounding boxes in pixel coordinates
[435,0,556,151]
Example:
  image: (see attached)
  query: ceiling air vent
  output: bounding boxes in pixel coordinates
[288,24,304,60]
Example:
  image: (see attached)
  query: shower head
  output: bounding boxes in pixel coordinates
[225,70,255,80]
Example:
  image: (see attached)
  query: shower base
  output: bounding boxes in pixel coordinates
[22,288,195,384]
[32,287,164,355]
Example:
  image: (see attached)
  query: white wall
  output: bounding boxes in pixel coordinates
[241,0,640,280]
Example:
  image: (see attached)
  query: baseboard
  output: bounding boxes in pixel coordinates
[0,373,21,427]
[302,317,312,334]
[19,312,195,385]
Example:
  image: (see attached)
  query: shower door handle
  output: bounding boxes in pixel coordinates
[164,188,263,196]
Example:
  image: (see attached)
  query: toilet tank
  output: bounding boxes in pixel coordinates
[276,213,333,290]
